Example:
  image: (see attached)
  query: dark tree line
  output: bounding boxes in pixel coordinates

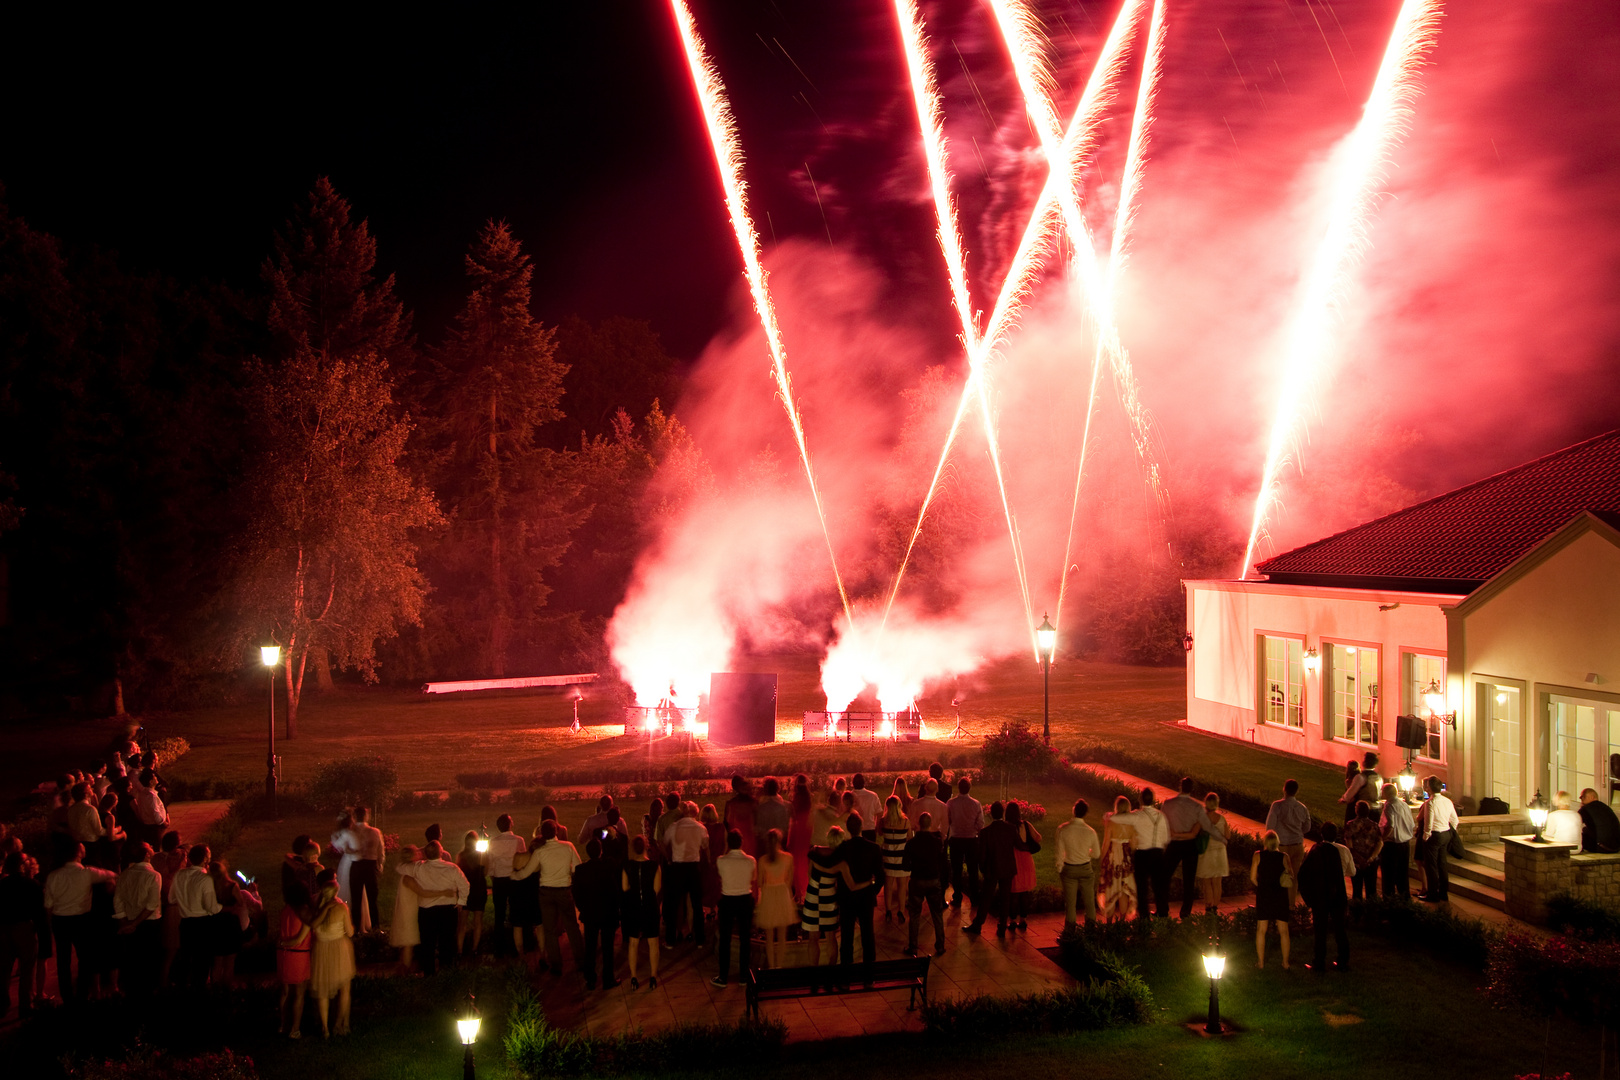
[0,181,683,729]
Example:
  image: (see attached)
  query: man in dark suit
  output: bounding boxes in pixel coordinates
[965,801,1018,937]
[828,812,884,987]
[572,837,621,990]
[1298,822,1352,972]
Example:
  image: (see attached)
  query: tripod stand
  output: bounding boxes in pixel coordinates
[947,698,969,738]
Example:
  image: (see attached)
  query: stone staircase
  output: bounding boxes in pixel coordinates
[1408,813,1524,912]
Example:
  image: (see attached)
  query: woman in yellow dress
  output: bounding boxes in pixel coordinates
[308,869,355,1037]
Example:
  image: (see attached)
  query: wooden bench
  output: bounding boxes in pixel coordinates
[744,956,931,1021]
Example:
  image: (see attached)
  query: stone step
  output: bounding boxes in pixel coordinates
[1448,877,1506,911]
[1447,858,1505,888]
[1462,842,1505,872]
[1405,861,1507,911]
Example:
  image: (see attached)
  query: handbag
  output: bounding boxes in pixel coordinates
[1195,831,1211,855]
[1279,872,1293,889]
[1447,829,1465,858]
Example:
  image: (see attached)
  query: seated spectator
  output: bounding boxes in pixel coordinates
[1580,789,1620,854]
[1546,792,1584,847]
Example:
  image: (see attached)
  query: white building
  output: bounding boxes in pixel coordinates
[1185,432,1620,812]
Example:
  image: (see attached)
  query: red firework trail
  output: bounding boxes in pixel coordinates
[1240,0,1445,577]
[669,0,853,621]
[882,0,1142,644]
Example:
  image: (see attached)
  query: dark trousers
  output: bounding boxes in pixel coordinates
[1311,904,1349,967]
[417,904,457,975]
[1379,842,1410,898]
[663,862,704,946]
[177,916,213,988]
[907,879,946,952]
[53,913,97,1000]
[350,859,380,929]
[717,894,753,982]
[839,888,877,983]
[0,919,39,1015]
[1166,839,1202,918]
[582,919,616,987]
[1423,831,1451,898]
[948,839,980,906]
[116,919,161,994]
[1133,848,1169,918]
[969,873,1013,930]
[538,887,584,975]
[491,876,514,952]
[1350,864,1378,902]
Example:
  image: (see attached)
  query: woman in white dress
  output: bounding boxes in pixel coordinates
[391,845,422,968]
[331,811,361,909]
[1195,793,1231,914]
[1099,796,1138,922]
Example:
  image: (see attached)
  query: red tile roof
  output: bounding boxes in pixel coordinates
[1256,430,1620,592]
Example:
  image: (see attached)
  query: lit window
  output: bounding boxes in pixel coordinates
[1326,643,1380,745]
[1402,653,1446,762]
[1258,635,1304,729]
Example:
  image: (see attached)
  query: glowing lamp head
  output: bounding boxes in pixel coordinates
[475,837,489,855]
[1528,806,1549,830]
[260,645,281,668]
[1303,648,1320,674]
[1397,771,1417,795]
[1036,614,1057,662]
[1202,952,1225,980]
[458,994,481,1045]
[1423,680,1446,717]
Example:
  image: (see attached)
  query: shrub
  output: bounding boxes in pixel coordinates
[921,980,1152,1037]
[1544,892,1620,941]
[982,721,1058,784]
[1349,896,1497,970]
[1005,797,1047,823]
[307,755,399,813]
[145,736,190,767]
[69,1046,257,1080]
[1486,932,1620,1028]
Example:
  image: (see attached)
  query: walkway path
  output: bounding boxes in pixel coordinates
[167,799,233,843]
[1071,764,1271,838]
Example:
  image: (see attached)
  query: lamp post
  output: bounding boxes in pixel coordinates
[260,645,281,817]
[1397,767,1418,805]
[457,993,482,1080]
[1202,948,1226,1034]
[1037,614,1056,746]
[1527,790,1549,843]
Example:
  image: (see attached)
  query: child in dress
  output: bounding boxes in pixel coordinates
[309,870,355,1037]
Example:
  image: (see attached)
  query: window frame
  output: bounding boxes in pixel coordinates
[1401,650,1447,764]
[1323,639,1382,747]
[1255,631,1307,732]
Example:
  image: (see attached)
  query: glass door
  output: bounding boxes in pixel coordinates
[1489,686,1521,810]
[1549,695,1620,801]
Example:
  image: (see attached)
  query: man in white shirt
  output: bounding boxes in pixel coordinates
[113,842,163,993]
[711,829,757,987]
[945,778,985,910]
[665,803,709,948]
[530,822,585,977]
[1265,779,1313,908]
[1419,777,1459,902]
[413,840,470,975]
[1054,798,1102,929]
[1377,784,1415,899]
[909,779,948,836]
[132,770,169,847]
[1111,789,1170,920]
[850,775,882,841]
[350,806,386,931]
[66,785,105,845]
[169,844,221,987]
[43,842,117,1000]
[486,814,527,956]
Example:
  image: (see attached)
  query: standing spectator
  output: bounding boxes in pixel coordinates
[281,835,321,916]
[131,770,169,849]
[890,776,913,815]
[909,779,947,836]
[811,786,844,847]
[151,831,186,987]
[89,794,126,872]
[1264,779,1312,908]
[531,821,585,978]
[330,812,360,906]
[801,826,844,971]
[1112,789,1170,920]
[880,796,911,924]
[1545,792,1583,846]
[711,830,756,987]
[276,892,312,1039]
[787,776,814,899]
[901,815,947,957]
[572,837,620,990]
[829,814,883,987]
[66,784,105,847]
[0,852,44,1020]
[664,803,708,947]
[113,842,162,994]
[965,802,1017,936]
[309,870,355,1038]
[1298,823,1354,971]
[1250,832,1292,970]
[507,828,545,961]
[850,775,882,841]
[582,797,614,841]
[1007,802,1042,930]
[700,804,726,917]
[755,778,790,850]
[1100,796,1137,922]
[621,837,662,989]
[1419,777,1458,902]
[1195,794,1232,915]
[349,806,385,933]
[391,846,424,969]
[168,844,220,988]
[1055,799,1101,929]
[45,840,117,1000]
[724,777,758,857]
[457,831,487,957]
[755,829,795,969]
[207,858,245,986]
[601,809,629,861]
[1162,778,1214,920]
[486,814,526,956]
[1580,788,1620,853]
[945,777,984,910]
[1378,784,1415,899]
[1339,754,1379,822]
[1340,801,1384,901]
[413,841,469,976]
[541,804,572,844]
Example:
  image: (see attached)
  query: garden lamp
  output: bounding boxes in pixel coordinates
[260,644,281,816]
[1037,613,1056,746]
[1398,768,1417,802]
[458,993,481,1080]
[1202,949,1226,1034]
[1528,790,1548,843]
[475,826,489,855]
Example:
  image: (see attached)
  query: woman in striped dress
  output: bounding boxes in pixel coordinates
[801,825,846,968]
[880,796,912,924]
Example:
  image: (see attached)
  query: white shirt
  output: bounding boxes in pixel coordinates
[530,841,581,888]
[717,849,756,896]
[1381,798,1415,843]
[168,865,222,918]
[668,818,708,863]
[43,861,117,917]
[1112,806,1169,850]
[133,782,168,826]
[1055,818,1102,870]
[1422,793,1459,840]
[113,862,163,921]
[1330,841,1357,879]
[486,831,527,878]
[67,802,105,843]
[414,857,471,907]
[1546,808,1583,847]
[909,795,948,834]
[852,788,882,829]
